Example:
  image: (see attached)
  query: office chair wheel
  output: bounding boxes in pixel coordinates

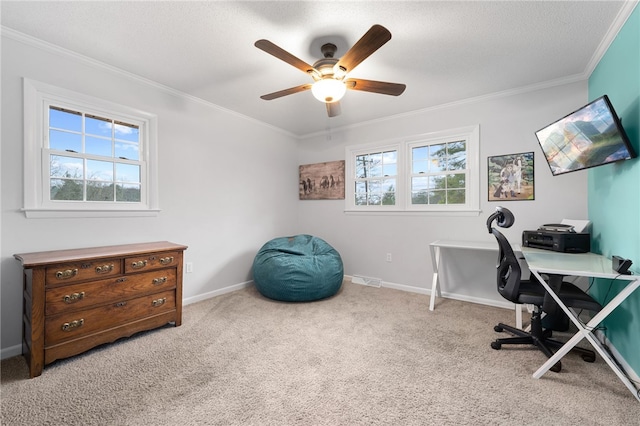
[494,325,504,332]
[491,341,501,350]
[581,353,596,363]
[550,361,562,373]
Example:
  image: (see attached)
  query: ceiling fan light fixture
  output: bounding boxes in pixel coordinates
[311,78,346,103]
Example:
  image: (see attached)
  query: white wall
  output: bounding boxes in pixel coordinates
[296,81,590,305]
[0,35,299,356]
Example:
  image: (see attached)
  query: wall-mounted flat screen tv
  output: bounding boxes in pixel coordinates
[535,95,636,176]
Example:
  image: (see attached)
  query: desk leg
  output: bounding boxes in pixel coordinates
[429,245,441,311]
[530,270,640,401]
[515,304,523,330]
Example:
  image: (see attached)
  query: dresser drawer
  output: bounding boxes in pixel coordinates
[45,269,177,315]
[125,251,181,273]
[45,290,176,346]
[46,258,122,286]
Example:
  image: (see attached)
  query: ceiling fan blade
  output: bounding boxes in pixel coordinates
[335,25,392,75]
[345,78,406,96]
[326,101,341,117]
[255,39,318,77]
[260,84,313,100]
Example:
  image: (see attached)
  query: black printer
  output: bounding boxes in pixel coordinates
[522,224,590,253]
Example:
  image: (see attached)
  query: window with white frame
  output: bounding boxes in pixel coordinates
[22,79,159,218]
[345,125,480,214]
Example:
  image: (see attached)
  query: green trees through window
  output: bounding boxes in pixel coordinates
[346,125,479,213]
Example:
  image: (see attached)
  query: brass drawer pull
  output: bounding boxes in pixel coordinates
[131,260,148,269]
[55,269,78,280]
[152,298,167,307]
[63,292,85,304]
[115,277,127,283]
[95,264,114,274]
[159,256,174,265]
[61,319,84,331]
[152,277,168,285]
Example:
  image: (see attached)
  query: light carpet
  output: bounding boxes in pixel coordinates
[2,281,639,425]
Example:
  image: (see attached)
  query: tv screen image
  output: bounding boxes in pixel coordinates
[535,95,636,176]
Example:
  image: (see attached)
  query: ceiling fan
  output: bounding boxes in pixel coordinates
[255,24,406,117]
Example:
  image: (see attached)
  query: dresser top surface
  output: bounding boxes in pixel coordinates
[14,241,188,267]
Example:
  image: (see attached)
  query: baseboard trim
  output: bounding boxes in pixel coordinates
[594,329,640,385]
[1,344,23,361]
[183,280,253,306]
[346,275,515,311]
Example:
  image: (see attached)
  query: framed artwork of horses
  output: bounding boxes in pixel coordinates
[299,160,345,200]
[488,152,535,201]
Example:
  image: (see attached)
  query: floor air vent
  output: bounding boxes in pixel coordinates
[351,275,382,288]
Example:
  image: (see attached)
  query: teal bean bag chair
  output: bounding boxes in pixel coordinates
[253,235,344,302]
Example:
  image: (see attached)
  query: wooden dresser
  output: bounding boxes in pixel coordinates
[14,241,188,378]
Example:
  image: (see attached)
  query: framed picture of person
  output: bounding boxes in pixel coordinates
[488,152,534,201]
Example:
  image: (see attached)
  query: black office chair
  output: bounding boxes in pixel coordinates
[486,206,602,372]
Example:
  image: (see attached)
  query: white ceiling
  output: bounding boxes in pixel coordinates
[1,1,636,138]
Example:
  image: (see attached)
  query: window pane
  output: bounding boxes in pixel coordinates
[86,159,113,181]
[116,183,141,202]
[428,190,446,204]
[86,136,112,157]
[429,175,446,189]
[412,191,428,204]
[368,193,382,205]
[355,155,367,178]
[412,146,428,160]
[50,155,83,179]
[446,173,465,189]
[447,189,466,204]
[355,193,367,205]
[50,107,81,132]
[85,115,113,137]
[412,176,428,191]
[368,179,382,193]
[382,150,397,164]
[114,123,139,142]
[115,141,140,161]
[413,160,428,174]
[355,181,367,194]
[369,153,382,177]
[429,144,446,172]
[49,130,82,152]
[447,141,466,170]
[50,178,83,200]
[86,181,114,201]
[382,191,395,205]
[382,178,396,205]
[383,178,396,192]
[116,163,140,183]
[382,163,397,176]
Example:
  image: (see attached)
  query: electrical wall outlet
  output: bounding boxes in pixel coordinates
[186,262,193,273]
[386,253,392,262]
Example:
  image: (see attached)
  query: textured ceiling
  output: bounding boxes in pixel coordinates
[1,1,636,137]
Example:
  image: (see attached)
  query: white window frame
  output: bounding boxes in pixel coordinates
[345,125,480,215]
[22,78,159,218]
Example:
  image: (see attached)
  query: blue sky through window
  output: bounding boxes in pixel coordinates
[49,106,141,188]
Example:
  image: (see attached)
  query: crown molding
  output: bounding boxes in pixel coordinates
[584,0,639,77]
[1,26,297,140]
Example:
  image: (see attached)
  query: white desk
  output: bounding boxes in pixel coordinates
[522,247,640,401]
[429,240,523,329]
